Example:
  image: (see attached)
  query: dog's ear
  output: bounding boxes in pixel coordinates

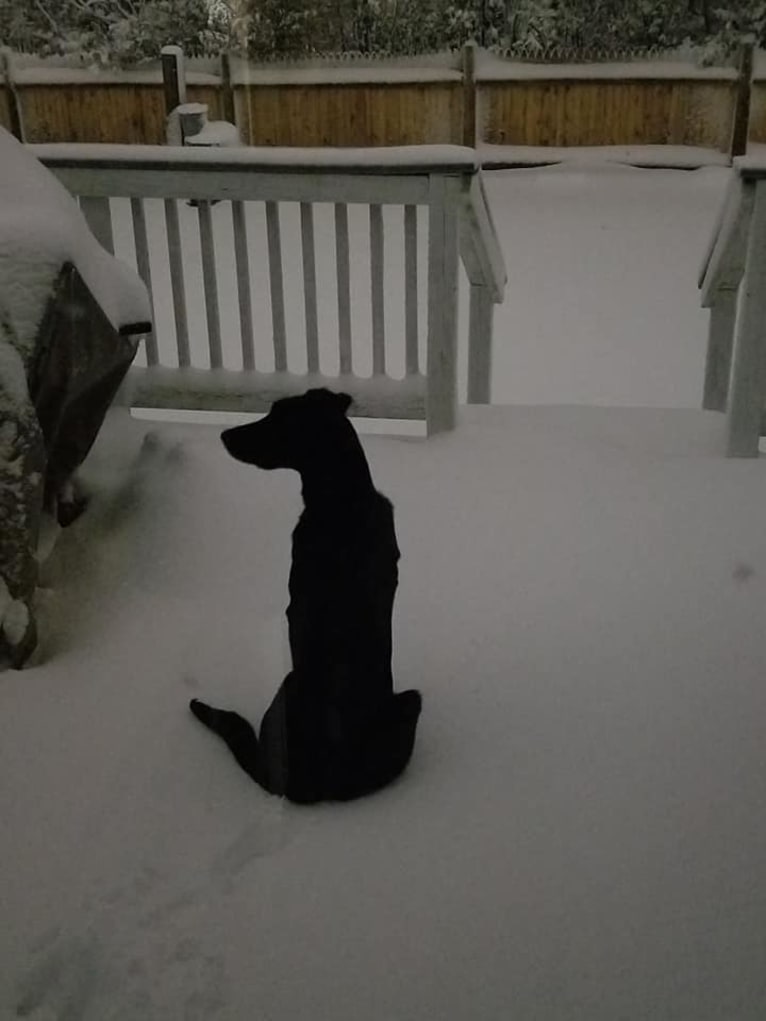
[334,391,353,415]
[305,388,353,415]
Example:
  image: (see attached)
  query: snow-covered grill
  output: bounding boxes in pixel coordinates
[33,144,506,435]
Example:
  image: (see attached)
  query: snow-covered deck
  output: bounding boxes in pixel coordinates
[2,403,766,1019]
[3,160,766,1018]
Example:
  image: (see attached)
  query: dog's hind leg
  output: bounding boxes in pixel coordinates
[331,689,423,801]
[189,699,267,790]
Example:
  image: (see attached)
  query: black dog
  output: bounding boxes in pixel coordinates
[190,388,422,803]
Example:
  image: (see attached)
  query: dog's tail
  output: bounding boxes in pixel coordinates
[190,699,269,791]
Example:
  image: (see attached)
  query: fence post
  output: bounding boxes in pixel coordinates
[1,49,25,142]
[462,41,478,148]
[161,45,187,117]
[221,52,236,126]
[729,41,754,161]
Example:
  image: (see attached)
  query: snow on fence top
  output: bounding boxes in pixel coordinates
[8,66,221,86]
[4,45,763,86]
[229,66,463,85]
[476,54,739,82]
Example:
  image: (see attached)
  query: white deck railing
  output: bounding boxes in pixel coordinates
[699,157,766,456]
[34,144,507,435]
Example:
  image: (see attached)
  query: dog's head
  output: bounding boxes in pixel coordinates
[221,389,354,471]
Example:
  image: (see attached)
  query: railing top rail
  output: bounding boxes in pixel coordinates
[31,143,479,177]
[459,173,507,302]
[733,155,766,181]
[698,172,753,304]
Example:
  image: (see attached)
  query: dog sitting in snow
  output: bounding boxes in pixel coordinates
[190,388,422,804]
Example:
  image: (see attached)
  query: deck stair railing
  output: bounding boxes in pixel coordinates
[699,157,766,456]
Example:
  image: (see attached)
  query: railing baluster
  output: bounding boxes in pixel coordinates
[334,203,352,375]
[426,175,459,435]
[163,198,189,367]
[370,204,385,376]
[130,197,158,365]
[197,201,222,369]
[404,204,419,376]
[300,202,319,374]
[80,196,114,253]
[266,201,287,372]
[232,200,255,370]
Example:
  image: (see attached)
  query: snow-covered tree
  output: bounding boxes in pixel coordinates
[2,0,766,63]
[0,0,224,65]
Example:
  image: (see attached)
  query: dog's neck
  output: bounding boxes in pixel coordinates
[298,429,375,512]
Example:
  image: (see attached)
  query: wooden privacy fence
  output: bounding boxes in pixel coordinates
[5,47,766,152]
[34,143,507,434]
[699,155,766,457]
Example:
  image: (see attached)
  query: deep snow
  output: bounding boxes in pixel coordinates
[2,162,766,1020]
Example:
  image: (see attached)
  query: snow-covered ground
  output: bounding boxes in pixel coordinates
[3,162,766,1020]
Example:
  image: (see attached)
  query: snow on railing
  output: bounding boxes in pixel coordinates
[33,143,506,434]
[699,157,766,456]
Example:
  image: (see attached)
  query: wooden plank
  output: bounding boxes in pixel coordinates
[130,197,158,365]
[466,283,493,404]
[703,291,737,412]
[80,196,114,254]
[300,202,319,374]
[335,203,353,374]
[370,203,386,375]
[404,204,419,375]
[197,201,223,369]
[266,201,287,372]
[426,174,460,434]
[725,180,766,456]
[232,200,255,370]
[163,197,190,367]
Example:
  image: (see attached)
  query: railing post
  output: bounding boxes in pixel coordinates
[467,283,493,403]
[427,174,460,434]
[726,180,766,456]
